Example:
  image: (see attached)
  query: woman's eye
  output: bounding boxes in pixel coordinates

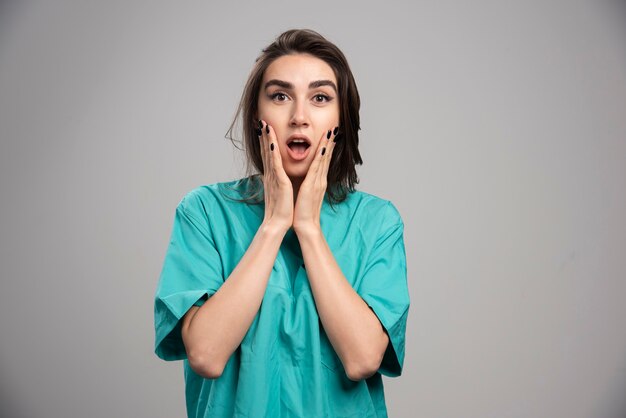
[313,94,330,103]
[270,92,288,101]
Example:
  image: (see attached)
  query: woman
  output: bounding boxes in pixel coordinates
[154,29,410,418]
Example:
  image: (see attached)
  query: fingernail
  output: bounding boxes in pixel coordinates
[255,128,262,136]
[333,126,339,136]
[326,130,331,139]
[321,147,326,156]
[266,124,270,134]
[258,120,263,129]
[270,143,274,151]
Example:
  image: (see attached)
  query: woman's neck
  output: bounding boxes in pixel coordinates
[291,179,302,203]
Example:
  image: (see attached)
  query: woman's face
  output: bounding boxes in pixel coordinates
[257,53,340,182]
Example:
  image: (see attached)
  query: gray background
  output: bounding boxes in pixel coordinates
[1,1,625,417]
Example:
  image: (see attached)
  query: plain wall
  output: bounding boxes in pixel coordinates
[1,1,625,417]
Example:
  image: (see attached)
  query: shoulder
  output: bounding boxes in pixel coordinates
[176,177,255,218]
[342,189,404,227]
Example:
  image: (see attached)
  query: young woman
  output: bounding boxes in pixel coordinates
[154,29,410,418]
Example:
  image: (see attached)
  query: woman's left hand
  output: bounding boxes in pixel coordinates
[293,127,338,235]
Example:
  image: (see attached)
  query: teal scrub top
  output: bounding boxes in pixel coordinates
[154,176,410,418]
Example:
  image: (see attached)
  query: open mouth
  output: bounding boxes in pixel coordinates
[287,138,311,155]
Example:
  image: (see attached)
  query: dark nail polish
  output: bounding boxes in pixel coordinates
[270,143,274,151]
[333,126,339,136]
[258,120,263,129]
[255,128,262,136]
[321,147,326,156]
[326,130,331,139]
[266,124,270,134]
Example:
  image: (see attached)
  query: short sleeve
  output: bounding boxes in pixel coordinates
[154,193,224,361]
[357,201,410,377]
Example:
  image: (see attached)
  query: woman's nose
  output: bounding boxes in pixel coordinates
[289,101,309,127]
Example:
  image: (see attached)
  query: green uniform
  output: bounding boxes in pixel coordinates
[154,176,410,417]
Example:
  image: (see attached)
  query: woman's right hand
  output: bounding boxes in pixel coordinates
[258,120,293,233]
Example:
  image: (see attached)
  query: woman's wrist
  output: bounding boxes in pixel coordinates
[259,219,291,238]
[293,222,322,238]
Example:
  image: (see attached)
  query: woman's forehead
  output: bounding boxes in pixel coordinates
[263,54,336,85]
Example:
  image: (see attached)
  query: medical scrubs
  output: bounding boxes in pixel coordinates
[154,176,410,418]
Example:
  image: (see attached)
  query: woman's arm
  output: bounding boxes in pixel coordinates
[287,130,389,381]
[181,221,287,379]
[296,227,390,381]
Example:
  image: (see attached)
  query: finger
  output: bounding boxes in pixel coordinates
[319,128,335,184]
[309,129,331,177]
[321,133,337,181]
[258,120,273,208]
[262,120,277,182]
[257,120,268,176]
[326,126,339,163]
[331,126,339,143]
[266,123,289,181]
[264,121,276,180]
[304,129,331,191]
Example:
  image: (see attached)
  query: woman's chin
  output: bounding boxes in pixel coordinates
[284,163,311,180]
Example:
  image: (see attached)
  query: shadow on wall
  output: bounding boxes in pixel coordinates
[0,365,32,418]
[603,369,626,418]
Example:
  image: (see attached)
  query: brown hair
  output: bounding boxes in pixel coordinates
[224,29,363,207]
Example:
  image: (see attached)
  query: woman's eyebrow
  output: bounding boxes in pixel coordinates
[309,80,337,92]
[264,79,293,90]
[264,79,337,92]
